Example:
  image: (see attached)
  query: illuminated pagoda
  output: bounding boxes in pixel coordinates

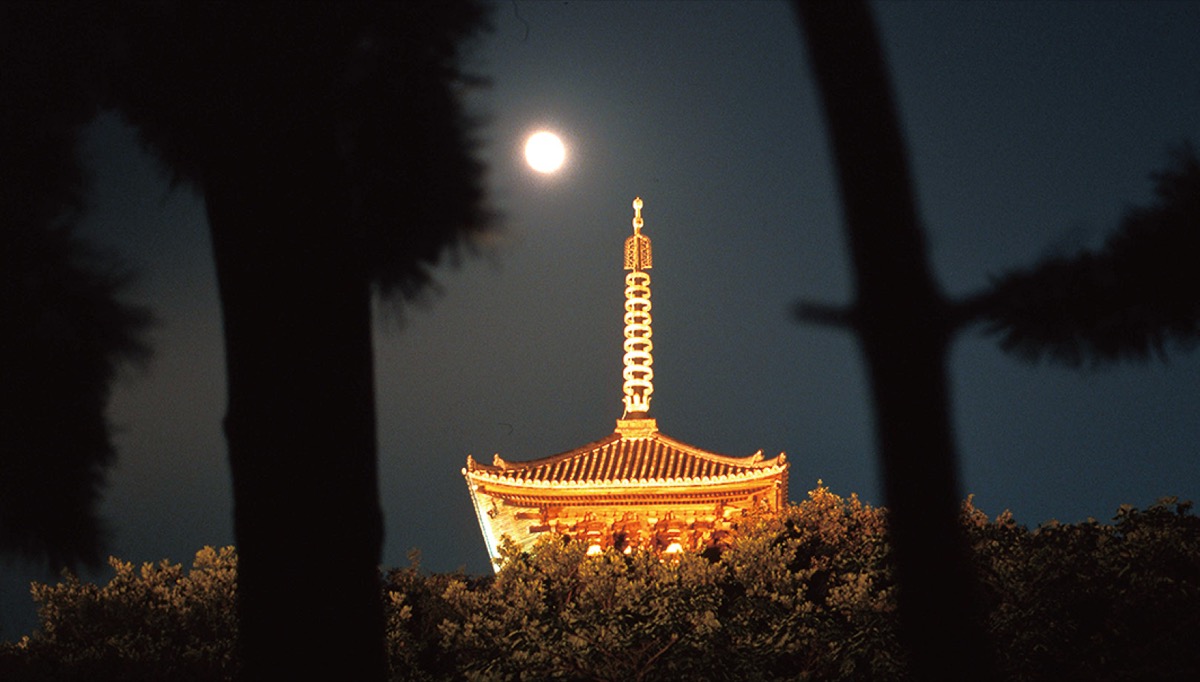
[463,198,788,566]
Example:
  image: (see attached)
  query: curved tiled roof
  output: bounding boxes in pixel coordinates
[464,419,786,489]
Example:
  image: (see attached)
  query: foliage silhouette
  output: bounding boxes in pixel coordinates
[960,145,1200,366]
[2,546,237,682]
[791,1,1200,677]
[5,490,1198,681]
[0,3,151,569]
[2,2,491,680]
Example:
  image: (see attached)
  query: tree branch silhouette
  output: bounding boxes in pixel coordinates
[958,145,1200,367]
[792,1,995,678]
[793,1,1199,677]
[803,146,1200,365]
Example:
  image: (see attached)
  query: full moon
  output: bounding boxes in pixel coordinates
[524,131,566,174]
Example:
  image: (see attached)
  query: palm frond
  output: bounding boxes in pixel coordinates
[968,146,1200,367]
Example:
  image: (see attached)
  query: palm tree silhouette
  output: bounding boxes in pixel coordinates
[794,2,1198,678]
[0,2,151,570]
[3,3,490,679]
[962,146,1200,366]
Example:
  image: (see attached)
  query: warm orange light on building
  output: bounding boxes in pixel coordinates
[622,197,654,416]
[463,198,789,569]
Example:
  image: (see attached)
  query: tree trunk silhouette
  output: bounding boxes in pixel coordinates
[6,3,482,677]
[205,139,385,679]
[792,1,994,678]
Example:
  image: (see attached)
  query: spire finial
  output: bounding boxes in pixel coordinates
[624,197,652,271]
[621,197,654,418]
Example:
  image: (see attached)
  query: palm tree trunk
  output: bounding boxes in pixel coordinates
[205,142,387,680]
[793,1,995,678]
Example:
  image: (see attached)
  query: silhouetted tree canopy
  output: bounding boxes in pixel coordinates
[965,146,1200,366]
[5,490,1198,681]
[3,2,492,679]
[70,1,491,298]
[0,223,150,569]
[0,2,151,569]
[791,3,1198,674]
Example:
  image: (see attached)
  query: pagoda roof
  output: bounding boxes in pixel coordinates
[464,418,787,490]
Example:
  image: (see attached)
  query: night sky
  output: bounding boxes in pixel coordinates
[4,0,1200,638]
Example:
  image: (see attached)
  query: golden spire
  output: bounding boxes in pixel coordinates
[622,197,654,418]
[625,197,652,269]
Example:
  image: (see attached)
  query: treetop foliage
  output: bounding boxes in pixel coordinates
[968,145,1200,367]
[3,546,237,682]
[3,488,1198,681]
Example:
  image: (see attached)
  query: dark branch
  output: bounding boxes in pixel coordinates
[958,145,1200,367]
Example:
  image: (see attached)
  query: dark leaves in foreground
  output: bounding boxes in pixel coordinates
[0,3,151,568]
[96,1,492,301]
[5,489,1197,681]
[0,223,150,569]
[969,146,1200,367]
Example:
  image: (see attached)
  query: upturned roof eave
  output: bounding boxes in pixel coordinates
[464,428,786,478]
[462,461,788,492]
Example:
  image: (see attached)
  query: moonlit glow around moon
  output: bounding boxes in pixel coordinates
[524,131,566,173]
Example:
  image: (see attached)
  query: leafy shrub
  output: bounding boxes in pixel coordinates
[4,489,1198,681]
[386,486,900,681]
[965,496,1200,681]
[0,545,236,682]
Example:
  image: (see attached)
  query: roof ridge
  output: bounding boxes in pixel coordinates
[465,429,786,482]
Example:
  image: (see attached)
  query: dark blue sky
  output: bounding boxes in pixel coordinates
[4,0,1200,638]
